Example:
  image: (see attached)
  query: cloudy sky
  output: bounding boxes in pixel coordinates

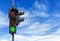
[0,0,60,41]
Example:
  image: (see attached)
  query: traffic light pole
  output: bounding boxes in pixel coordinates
[9,0,24,41]
[12,34,14,41]
[12,0,14,41]
[12,0,14,8]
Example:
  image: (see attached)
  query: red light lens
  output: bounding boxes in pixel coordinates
[10,11,16,18]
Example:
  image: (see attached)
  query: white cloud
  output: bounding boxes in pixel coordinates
[39,12,49,17]
[33,1,47,11]
[0,34,60,41]
[1,39,8,41]
[0,10,9,27]
[18,19,60,35]
[34,11,49,17]
[31,1,50,18]
[53,13,60,17]
[53,28,60,35]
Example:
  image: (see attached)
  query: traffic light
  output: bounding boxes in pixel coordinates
[9,8,24,34]
[9,8,18,34]
[9,0,25,41]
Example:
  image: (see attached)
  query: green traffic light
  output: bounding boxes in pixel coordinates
[10,26,16,33]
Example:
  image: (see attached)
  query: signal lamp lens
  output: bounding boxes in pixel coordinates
[10,26,16,33]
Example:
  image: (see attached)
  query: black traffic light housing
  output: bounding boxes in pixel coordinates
[9,8,24,34]
[9,8,18,34]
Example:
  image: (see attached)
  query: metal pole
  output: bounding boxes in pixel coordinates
[11,0,15,41]
[12,34,14,41]
[12,0,14,8]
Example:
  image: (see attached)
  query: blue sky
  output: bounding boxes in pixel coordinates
[0,0,60,41]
